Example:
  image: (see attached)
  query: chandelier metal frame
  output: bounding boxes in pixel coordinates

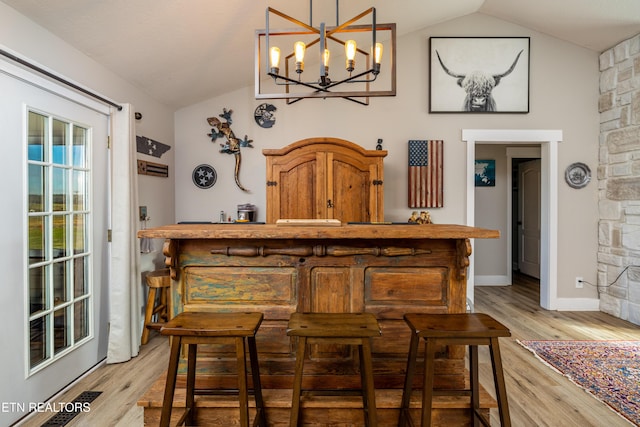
[254,2,396,105]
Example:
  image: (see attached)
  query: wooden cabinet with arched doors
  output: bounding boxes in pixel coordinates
[263,137,387,223]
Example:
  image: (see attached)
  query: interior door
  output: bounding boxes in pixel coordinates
[0,66,109,424]
[518,159,541,278]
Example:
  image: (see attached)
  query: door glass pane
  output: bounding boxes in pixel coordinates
[74,299,89,342]
[28,164,46,212]
[30,316,48,369]
[28,111,46,162]
[72,170,87,210]
[52,119,67,165]
[72,126,87,168]
[52,214,68,259]
[29,216,46,264]
[73,214,86,254]
[73,257,87,297]
[29,265,47,315]
[53,308,70,354]
[52,167,67,211]
[52,260,68,306]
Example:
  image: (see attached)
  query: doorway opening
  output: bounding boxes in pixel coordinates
[463,129,563,310]
[512,157,541,282]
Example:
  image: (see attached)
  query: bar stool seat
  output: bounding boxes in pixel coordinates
[286,312,381,427]
[159,311,267,427]
[141,268,171,345]
[399,313,511,427]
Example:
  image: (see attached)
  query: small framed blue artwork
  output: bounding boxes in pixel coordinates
[475,160,495,187]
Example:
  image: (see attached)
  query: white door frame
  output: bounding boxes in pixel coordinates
[462,129,562,310]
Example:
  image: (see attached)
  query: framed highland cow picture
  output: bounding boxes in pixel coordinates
[429,37,530,113]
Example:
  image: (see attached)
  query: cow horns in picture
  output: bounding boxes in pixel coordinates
[436,49,524,112]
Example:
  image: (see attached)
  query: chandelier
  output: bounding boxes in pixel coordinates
[255,1,396,105]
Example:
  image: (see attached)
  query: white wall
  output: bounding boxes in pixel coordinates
[474,145,509,278]
[175,13,600,302]
[0,3,174,425]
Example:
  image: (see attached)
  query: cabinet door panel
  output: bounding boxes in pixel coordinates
[310,267,352,358]
[182,266,297,319]
[364,266,450,318]
[330,159,370,222]
[278,159,318,219]
[310,267,351,313]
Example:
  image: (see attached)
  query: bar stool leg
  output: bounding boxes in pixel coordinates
[141,287,158,345]
[159,286,168,322]
[469,344,480,427]
[358,343,370,427]
[160,336,182,427]
[399,332,420,427]
[489,338,511,427]
[360,339,378,427]
[248,336,267,427]
[421,338,437,427]
[235,337,250,427]
[185,344,197,426]
[290,336,308,427]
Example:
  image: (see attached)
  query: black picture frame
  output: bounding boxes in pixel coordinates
[429,37,530,113]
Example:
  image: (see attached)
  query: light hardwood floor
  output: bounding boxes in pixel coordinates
[16,274,640,426]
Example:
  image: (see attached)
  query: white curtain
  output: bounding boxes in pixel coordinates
[106,103,142,364]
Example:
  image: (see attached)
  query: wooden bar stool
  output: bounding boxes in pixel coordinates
[159,312,267,427]
[286,312,381,427]
[399,313,511,427]
[141,268,171,345]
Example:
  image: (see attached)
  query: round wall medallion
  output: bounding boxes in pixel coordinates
[565,162,591,189]
[192,164,217,189]
[254,103,277,128]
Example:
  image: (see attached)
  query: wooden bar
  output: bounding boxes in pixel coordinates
[137,223,499,425]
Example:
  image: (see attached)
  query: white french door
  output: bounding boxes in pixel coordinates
[0,60,109,425]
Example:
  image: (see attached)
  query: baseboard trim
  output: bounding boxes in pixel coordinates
[554,297,601,311]
[474,275,511,286]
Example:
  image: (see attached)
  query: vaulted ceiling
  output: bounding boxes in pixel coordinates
[3,0,638,109]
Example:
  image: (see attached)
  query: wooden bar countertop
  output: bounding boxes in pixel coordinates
[137,222,499,240]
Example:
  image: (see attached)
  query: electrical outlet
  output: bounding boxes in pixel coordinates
[576,276,583,288]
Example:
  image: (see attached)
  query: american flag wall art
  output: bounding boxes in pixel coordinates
[408,140,444,208]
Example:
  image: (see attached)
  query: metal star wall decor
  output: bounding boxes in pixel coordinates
[136,135,171,158]
[192,164,217,189]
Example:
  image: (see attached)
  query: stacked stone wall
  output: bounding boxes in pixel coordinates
[598,34,640,325]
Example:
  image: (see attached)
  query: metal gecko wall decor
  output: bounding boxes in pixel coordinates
[206,108,253,192]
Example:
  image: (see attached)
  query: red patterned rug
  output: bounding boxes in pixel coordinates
[519,340,640,426]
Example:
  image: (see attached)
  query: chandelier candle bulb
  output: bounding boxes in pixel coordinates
[294,41,305,73]
[373,42,383,74]
[345,39,357,72]
[269,46,280,74]
[323,49,330,72]
[374,43,383,64]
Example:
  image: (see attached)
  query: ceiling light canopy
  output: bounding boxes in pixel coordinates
[255,0,396,105]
